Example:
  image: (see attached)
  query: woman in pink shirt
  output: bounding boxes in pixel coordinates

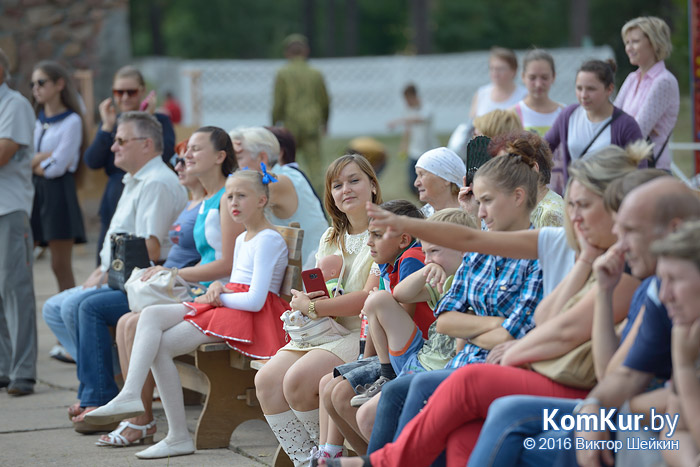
[614,16,679,169]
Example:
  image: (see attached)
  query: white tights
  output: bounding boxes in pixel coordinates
[114,303,218,442]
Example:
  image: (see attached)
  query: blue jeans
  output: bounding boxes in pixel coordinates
[76,289,130,406]
[368,369,455,453]
[468,395,578,467]
[42,284,109,361]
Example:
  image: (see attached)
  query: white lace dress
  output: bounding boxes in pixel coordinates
[278,227,374,363]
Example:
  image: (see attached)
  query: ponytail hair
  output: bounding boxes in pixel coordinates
[227,169,270,207]
[577,59,617,88]
[475,148,539,211]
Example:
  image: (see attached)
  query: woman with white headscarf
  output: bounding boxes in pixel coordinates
[413,147,466,217]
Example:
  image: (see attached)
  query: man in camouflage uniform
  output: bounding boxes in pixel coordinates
[272,34,330,190]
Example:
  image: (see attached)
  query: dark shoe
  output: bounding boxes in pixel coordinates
[7,379,34,396]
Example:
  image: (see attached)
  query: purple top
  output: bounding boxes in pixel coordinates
[545,104,644,186]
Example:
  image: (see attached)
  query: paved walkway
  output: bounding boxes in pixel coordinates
[0,216,280,466]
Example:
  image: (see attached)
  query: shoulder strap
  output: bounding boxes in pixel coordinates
[579,110,621,159]
[648,134,672,168]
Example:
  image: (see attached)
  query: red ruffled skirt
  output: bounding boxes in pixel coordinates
[183,283,290,359]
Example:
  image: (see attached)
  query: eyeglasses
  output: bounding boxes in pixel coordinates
[112,88,140,98]
[174,157,186,166]
[115,137,147,146]
[30,79,49,88]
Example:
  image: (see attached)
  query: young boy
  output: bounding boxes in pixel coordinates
[351,208,478,407]
[315,200,428,459]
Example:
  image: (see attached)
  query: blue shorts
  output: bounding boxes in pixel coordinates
[334,356,381,394]
[389,326,426,376]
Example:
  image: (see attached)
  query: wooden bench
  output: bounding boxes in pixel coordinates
[174,223,303,452]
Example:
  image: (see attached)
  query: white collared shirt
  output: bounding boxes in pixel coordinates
[99,156,187,270]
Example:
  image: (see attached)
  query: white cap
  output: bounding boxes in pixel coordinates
[415,147,465,188]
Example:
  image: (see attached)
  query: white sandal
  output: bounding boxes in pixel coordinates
[95,420,156,447]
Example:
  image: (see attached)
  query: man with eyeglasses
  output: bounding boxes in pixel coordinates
[84,65,175,267]
[0,48,38,396]
[42,111,186,428]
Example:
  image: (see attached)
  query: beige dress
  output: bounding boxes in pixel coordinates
[279,227,374,363]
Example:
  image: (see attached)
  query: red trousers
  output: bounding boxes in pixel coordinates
[369,364,588,467]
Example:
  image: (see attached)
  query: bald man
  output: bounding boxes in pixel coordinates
[576,177,700,467]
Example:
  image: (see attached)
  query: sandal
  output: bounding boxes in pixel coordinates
[72,408,120,434]
[96,420,156,447]
[67,402,82,421]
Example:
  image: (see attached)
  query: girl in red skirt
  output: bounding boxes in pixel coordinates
[85,168,290,459]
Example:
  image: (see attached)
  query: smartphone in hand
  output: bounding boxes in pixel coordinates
[140,90,156,111]
[301,268,330,298]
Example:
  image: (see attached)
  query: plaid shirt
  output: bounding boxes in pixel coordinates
[435,246,543,368]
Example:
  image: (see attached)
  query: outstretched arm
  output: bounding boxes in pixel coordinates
[366,202,540,259]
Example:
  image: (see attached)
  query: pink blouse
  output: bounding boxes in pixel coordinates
[614,61,679,169]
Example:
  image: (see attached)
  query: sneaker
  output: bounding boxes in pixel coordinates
[49,344,75,364]
[8,379,34,397]
[350,376,390,407]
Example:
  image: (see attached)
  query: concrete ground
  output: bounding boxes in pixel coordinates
[0,208,280,466]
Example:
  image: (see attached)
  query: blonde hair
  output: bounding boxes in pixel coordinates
[651,220,700,271]
[563,141,652,251]
[324,154,382,250]
[114,65,145,86]
[427,208,478,229]
[473,109,522,138]
[475,150,540,211]
[226,169,270,207]
[621,16,672,62]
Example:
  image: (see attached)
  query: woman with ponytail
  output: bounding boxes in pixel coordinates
[545,59,643,186]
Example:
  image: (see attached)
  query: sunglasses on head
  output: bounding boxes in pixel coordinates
[30,79,49,88]
[112,88,139,98]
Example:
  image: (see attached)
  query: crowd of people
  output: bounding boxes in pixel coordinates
[0,14,697,467]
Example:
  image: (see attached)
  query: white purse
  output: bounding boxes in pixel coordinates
[282,253,351,347]
[124,267,193,312]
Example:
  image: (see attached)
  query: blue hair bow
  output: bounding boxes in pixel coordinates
[260,162,278,185]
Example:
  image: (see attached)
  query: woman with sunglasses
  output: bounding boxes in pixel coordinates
[84,65,175,263]
[30,60,87,292]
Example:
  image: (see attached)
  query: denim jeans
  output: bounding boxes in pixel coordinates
[368,369,454,466]
[76,289,130,406]
[468,395,577,467]
[42,284,109,361]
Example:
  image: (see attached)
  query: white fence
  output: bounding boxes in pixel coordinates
[136,46,614,137]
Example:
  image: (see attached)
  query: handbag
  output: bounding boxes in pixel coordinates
[531,275,598,390]
[282,252,351,347]
[282,314,351,348]
[107,233,151,292]
[124,267,194,312]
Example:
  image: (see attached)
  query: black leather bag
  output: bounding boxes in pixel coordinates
[107,233,151,292]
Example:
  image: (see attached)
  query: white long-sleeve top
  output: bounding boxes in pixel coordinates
[220,228,288,311]
[34,112,82,179]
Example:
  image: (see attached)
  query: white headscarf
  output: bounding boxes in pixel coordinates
[415,147,465,188]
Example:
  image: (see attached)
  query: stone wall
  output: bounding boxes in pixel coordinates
[0,0,132,115]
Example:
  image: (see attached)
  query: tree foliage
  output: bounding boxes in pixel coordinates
[129,0,689,90]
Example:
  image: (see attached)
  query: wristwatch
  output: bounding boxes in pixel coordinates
[307,301,318,320]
